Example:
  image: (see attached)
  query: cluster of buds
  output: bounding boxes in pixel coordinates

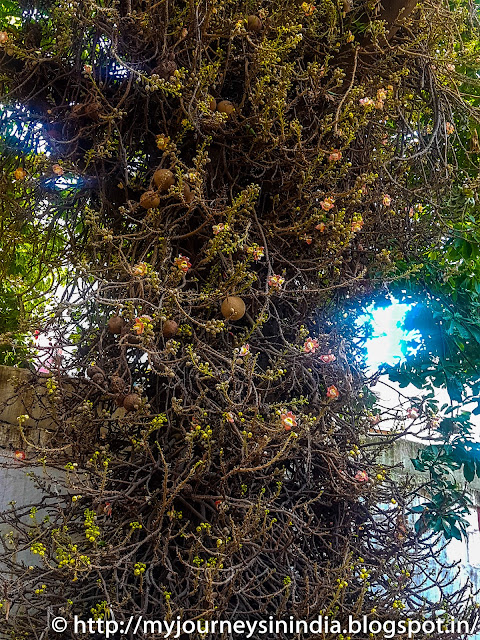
[204,319,225,334]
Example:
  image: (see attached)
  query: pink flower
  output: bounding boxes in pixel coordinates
[0,32,8,44]
[301,2,315,15]
[304,235,313,244]
[351,218,363,232]
[407,407,418,419]
[225,412,235,423]
[247,245,264,261]
[382,194,392,206]
[133,315,152,335]
[52,164,64,176]
[328,150,342,163]
[14,450,26,461]
[174,255,192,272]
[14,168,27,180]
[213,223,228,235]
[377,88,387,101]
[132,262,148,276]
[315,222,326,232]
[445,122,455,135]
[268,274,285,288]
[281,411,297,431]
[355,470,369,483]
[320,354,336,363]
[327,385,340,399]
[83,64,93,74]
[368,414,380,425]
[304,337,319,353]
[320,197,335,211]
[238,344,250,356]
[359,97,374,107]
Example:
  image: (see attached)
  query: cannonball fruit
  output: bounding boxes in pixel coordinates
[153,169,175,192]
[208,96,217,112]
[91,373,105,386]
[217,100,235,116]
[107,315,125,334]
[247,15,262,31]
[140,190,161,209]
[162,320,178,338]
[123,393,141,412]
[87,365,103,379]
[221,296,246,321]
[109,375,126,394]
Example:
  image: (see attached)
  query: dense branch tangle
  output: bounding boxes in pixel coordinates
[0,0,479,637]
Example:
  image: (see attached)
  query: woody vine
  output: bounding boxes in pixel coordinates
[1,0,480,637]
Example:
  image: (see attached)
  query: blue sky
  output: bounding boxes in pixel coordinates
[364,302,414,370]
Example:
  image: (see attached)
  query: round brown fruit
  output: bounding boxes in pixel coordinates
[109,375,126,394]
[87,365,103,379]
[153,169,175,192]
[123,393,141,412]
[140,190,161,209]
[91,373,105,386]
[217,100,235,116]
[221,296,246,321]
[183,183,194,203]
[162,320,178,338]
[247,15,262,31]
[107,315,125,334]
[208,96,217,112]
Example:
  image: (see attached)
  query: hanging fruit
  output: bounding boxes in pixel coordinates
[221,296,246,321]
[162,320,178,338]
[217,100,235,116]
[109,375,126,394]
[107,315,125,334]
[153,169,175,192]
[208,96,217,112]
[247,15,262,31]
[140,190,161,209]
[86,365,104,379]
[123,393,141,412]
